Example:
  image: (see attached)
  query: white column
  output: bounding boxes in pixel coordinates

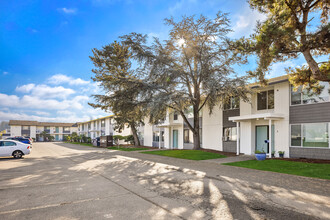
[159,127,161,149]
[269,119,272,158]
[236,122,240,156]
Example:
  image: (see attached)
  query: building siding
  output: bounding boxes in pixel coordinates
[223,109,240,127]
[289,147,330,160]
[289,102,330,124]
[223,141,236,153]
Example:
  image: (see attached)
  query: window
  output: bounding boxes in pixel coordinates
[224,97,240,110]
[257,90,274,110]
[44,127,50,133]
[291,82,330,105]
[63,127,70,133]
[173,112,178,121]
[291,123,329,148]
[161,131,164,142]
[101,120,105,128]
[291,125,301,146]
[153,132,160,142]
[184,129,190,143]
[0,141,16,146]
[223,127,237,141]
[55,127,59,133]
[22,126,29,130]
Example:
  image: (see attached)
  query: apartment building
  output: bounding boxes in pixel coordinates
[9,120,78,141]
[77,115,132,144]
[144,75,330,160]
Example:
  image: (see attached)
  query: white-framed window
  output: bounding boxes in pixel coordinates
[224,97,240,110]
[223,127,237,141]
[184,129,190,143]
[257,90,274,110]
[290,123,329,148]
[161,131,164,142]
[22,126,30,130]
[173,112,178,121]
[153,131,160,142]
[291,82,330,105]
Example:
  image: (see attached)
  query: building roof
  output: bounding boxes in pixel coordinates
[77,115,114,124]
[250,75,289,88]
[9,120,77,127]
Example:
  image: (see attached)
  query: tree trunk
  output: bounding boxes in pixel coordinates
[192,104,201,150]
[302,49,330,81]
[193,129,201,150]
[130,123,141,146]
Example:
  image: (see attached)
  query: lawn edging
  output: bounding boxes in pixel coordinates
[141,149,226,161]
[223,159,330,180]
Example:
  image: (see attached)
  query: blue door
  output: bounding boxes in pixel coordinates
[173,130,178,149]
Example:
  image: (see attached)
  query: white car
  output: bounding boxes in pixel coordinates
[0,140,31,159]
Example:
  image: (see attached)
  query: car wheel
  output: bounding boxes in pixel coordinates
[13,150,23,159]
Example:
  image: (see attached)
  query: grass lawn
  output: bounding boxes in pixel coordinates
[107,146,150,151]
[142,150,226,160]
[224,159,330,180]
[66,142,94,147]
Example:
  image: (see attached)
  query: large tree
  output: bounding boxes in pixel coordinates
[89,41,145,146]
[235,0,329,86]
[119,12,250,150]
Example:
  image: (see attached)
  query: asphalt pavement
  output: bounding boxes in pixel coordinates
[0,142,329,220]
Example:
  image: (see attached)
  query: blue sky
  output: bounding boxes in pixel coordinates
[0,0,314,122]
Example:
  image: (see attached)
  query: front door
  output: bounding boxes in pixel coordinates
[172,130,178,149]
[256,125,275,153]
[256,126,269,153]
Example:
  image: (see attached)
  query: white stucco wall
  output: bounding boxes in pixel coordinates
[202,105,223,151]
[274,82,290,157]
[238,81,290,156]
[164,127,170,149]
[30,126,36,139]
[143,118,153,147]
[10,125,21,137]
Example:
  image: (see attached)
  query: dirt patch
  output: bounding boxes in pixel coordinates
[271,158,330,164]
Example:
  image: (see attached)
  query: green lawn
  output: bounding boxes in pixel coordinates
[224,159,330,180]
[107,146,150,151]
[66,142,94,147]
[141,150,226,160]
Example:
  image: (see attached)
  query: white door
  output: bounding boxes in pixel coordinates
[0,141,16,156]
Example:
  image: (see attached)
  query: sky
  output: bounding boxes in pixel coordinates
[0,0,317,123]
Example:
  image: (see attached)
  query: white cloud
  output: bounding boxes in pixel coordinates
[0,93,89,110]
[33,111,50,116]
[48,74,90,85]
[230,5,267,38]
[58,8,77,14]
[3,71,8,75]
[0,110,90,123]
[16,84,76,99]
[169,0,197,14]
[267,60,295,79]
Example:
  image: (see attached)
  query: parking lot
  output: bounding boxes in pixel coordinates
[0,142,329,219]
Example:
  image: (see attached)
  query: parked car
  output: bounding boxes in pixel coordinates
[0,140,31,159]
[6,137,31,145]
[24,136,33,143]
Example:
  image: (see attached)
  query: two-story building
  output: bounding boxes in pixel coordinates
[9,120,78,141]
[145,75,330,160]
[77,115,132,144]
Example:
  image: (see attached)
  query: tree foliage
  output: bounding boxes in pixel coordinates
[234,0,329,86]
[118,12,250,149]
[89,41,145,146]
